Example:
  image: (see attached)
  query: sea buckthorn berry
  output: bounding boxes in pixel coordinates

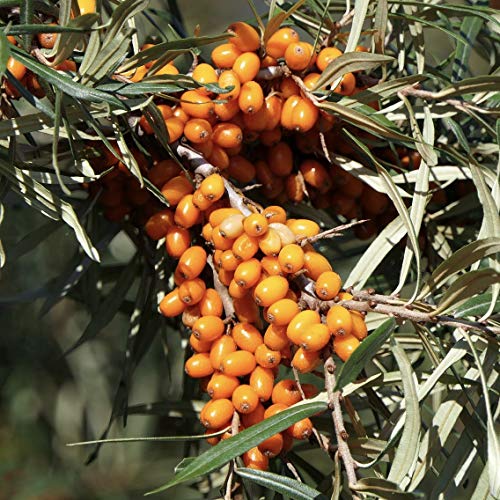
[209,208,241,227]
[228,279,248,299]
[243,447,269,471]
[315,271,342,300]
[268,141,293,177]
[232,384,259,414]
[338,291,353,301]
[351,313,368,340]
[37,26,58,49]
[189,333,211,353]
[254,275,289,307]
[207,373,240,399]
[258,433,283,458]
[326,305,353,336]
[155,63,179,76]
[144,209,174,240]
[241,402,265,427]
[334,72,356,96]
[286,310,321,344]
[172,105,190,124]
[185,353,214,378]
[333,334,360,361]
[192,315,225,342]
[260,127,282,147]
[271,379,302,406]
[165,117,184,143]
[300,323,331,352]
[238,81,264,114]
[192,63,218,95]
[279,77,300,98]
[218,70,241,101]
[178,278,206,305]
[227,155,256,183]
[292,347,320,373]
[232,233,259,260]
[263,206,287,224]
[266,27,300,58]
[174,194,201,228]
[264,324,288,351]
[211,226,234,251]
[316,46,343,72]
[200,173,225,201]
[228,21,260,52]
[255,344,281,369]
[6,56,27,81]
[184,118,213,144]
[209,335,237,370]
[287,219,320,238]
[285,41,313,71]
[220,350,256,377]
[212,122,243,149]
[205,429,221,446]
[161,175,193,206]
[208,144,230,170]
[249,366,275,402]
[299,159,332,192]
[148,159,180,188]
[192,189,213,210]
[200,398,234,429]
[291,97,319,133]
[259,230,282,257]
[280,95,301,129]
[219,250,239,271]
[278,244,305,274]
[303,72,321,90]
[218,268,234,286]
[212,43,242,68]
[234,258,262,288]
[178,246,207,280]
[232,322,263,353]
[260,54,278,67]
[165,226,191,258]
[234,298,260,326]
[285,173,305,203]
[266,298,300,326]
[288,418,313,440]
[219,213,244,239]
[232,51,260,83]
[180,90,214,119]
[77,0,96,14]
[174,268,186,286]
[159,289,186,317]
[183,304,201,328]
[304,251,333,280]
[264,403,289,419]
[243,213,268,237]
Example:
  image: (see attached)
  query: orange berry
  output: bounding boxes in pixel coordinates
[268,142,293,177]
[220,213,244,239]
[249,366,275,402]
[140,104,173,133]
[299,159,331,192]
[232,51,260,83]
[200,398,234,429]
[264,402,288,419]
[255,343,281,369]
[241,402,265,427]
[334,72,356,96]
[232,384,259,414]
[333,334,360,361]
[315,271,342,300]
[243,447,269,471]
[207,373,240,399]
[148,159,180,188]
[303,72,321,90]
[234,258,262,288]
[300,323,331,352]
[238,81,264,114]
[266,298,299,326]
[192,189,213,210]
[286,309,321,345]
[178,277,206,305]
[208,145,230,170]
[180,90,214,119]
[227,155,256,183]
[292,347,320,373]
[218,69,241,101]
[212,43,242,68]
[232,322,263,353]
[205,428,221,446]
[220,350,256,377]
[243,213,268,237]
[272,379,302,406]
[259,231,282,257]
[351,313,368,340]
[210,335,237,370]
[6,56,27,81]
[37,26,58,49]
[280,94,301,130]
[262,95,283,131]
[165,117,184,143]
[174,194,201,228]
[285,41,313,71]
[159,289,186,317]
[212,122,243,149]
[199,173,225,201]
[303,251,333,280]
[264,323,289,351]
[316,46,343,72]
[263,205,287,224]
[291,97,319,133]
[189,333,212,353]
[212,228,235,252]
[278,244,305,274]
[161,175,193,206]
[184,118,213,144]
[185,352,214,378]
[260,54,278,67]
[228,279,248,299]
[165,226,191,258]
[260,128,282,147]
[287,219,320,238]
[326,305,353,336]
[232,233,259,260]
[192,63,218,95]
[177,246,207,279]
[253,275,289,306]
[285,173,304,203]
[144,209,174,240]
[192,315,225,342]
[155,63,179,76]
[258,433,283,458]
[228,21,260,52]
[280,77,300,97]
[266,27,300,58]
[172,105,190,123]
[287,417,313,440]
[217,250,238,272]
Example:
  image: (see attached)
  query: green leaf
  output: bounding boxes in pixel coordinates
[263,0,307,44]
[373,0,388,55]
[312,52,393,91]
[387,339,421,486]
[418,238,500,299]
[0,31,11,77]
[352,477,423,498]
[454,292,500,318]
[145,400,327,494]
[436,76,500,99]
[344,0,370,53]
[335,318,396,391]
[235,468,328,500]
[452,13,484,82]
[433,268,500,316]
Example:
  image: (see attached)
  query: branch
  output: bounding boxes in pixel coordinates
[207,255,235,319]
[298,220,370,246]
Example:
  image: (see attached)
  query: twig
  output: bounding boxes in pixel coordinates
[207,255,235,319]
[298,220,370,245]
[224,412,241,500]
[280,453,303,482]
[324,355,359,496]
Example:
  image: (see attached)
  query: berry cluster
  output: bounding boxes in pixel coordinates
[152,170,367,470]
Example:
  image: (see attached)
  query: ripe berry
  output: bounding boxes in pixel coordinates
[263,205,287,224]
[37,27,58,49]
[272,380,302,406]
[326,305,353,336]
[292,348,320,373]
[228,22,260,52]
[192,189,213,210]
[242,447,269,471]
[285,41,313,71]
[148,159,180,188]
[315,271,342,300]
[253,275,289,307]
[220,213,244,239]
[241,402,265,427]
[209,335,237,370]
[144,209,173,240]
[228,279,249,299]
[232,233,259,260]
[232,322,263,353]
[212,43,242,68]
[267,142,293,177]
[316,46,343,72]
[210,207,243,227]
[278,244,305,273]
[178,246,207,280]
[180,90,214,119]
[249,366,275,402]
[258,433,284,458]
[264,403,288,419]
[234,258,262,288]
[291,97,319,133]
[200,173,225,201]
[212,122,243,149]
[217,70,241,100]
[266,27,300,58]
[232,52,260,83]
[300,323,331,352]
[165,226,191,258]
[351,313,368,340]
[264,323,289,351]
[159,289,186,317]
[287,219,320,238]
[178,278,206,305]
[165,117,185,143]
[185,353,214,378]
[299,159,332,192]
[333,334,360,361]
[192,63,218,95]
[232,384,259,414]
[238,81,264,114]
[266,298,299,326]
[259,229,282,257]
[192,315,225,342]
[287,417,313,440]
[233,295,260,324]
[255,343,281,369]
[219,250,240,271]
[200,398,234,429]
[174,194,201,228]
[184,118,213,143]
[227,155,256,183]
[161,175,193,206]
[207,373,240,399]
[220,350,256,377]
[189,333,212,353]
